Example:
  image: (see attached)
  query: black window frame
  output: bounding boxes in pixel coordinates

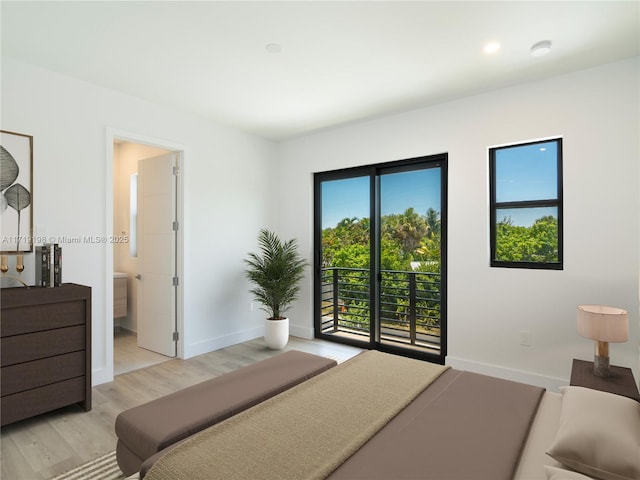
[489,138,563,270]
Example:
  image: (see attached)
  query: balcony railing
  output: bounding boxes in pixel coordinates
[320,267,441,351]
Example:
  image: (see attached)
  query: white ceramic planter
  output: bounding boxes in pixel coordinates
[264,317,289,350]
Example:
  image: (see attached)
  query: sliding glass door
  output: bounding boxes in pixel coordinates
[314,154,447,363]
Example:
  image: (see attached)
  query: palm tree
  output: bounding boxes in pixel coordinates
[425,208,440,239]
[382,208,427,254]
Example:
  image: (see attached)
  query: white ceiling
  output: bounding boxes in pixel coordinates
[2,1,639,140]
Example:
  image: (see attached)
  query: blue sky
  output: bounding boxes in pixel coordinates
[496,207,558,227]
[495,141,557,202]
[495,140,558,226]
[321,177,370,229]
[321,168,441,229]
[321,140,558,229]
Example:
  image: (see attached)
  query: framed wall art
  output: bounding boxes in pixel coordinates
[1,130,33,254]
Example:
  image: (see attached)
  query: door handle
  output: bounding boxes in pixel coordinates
[135,274,142,280]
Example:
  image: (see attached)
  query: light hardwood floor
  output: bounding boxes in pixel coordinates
[0,337,362,480]
[114,330,171,376]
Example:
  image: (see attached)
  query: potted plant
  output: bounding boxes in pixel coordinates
[244,229,307,349]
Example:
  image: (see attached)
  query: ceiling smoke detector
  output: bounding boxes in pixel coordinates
[531,40,552,57]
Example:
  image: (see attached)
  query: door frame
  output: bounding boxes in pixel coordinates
[313,154,448,364]
[105,127,185,382]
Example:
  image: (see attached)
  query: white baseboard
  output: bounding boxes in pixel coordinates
[289,324,314,339]
[178,325,314,359]
[92,367,111,386]
[184,326,263,359]
[114,325,136,335]
[446,356,568,393]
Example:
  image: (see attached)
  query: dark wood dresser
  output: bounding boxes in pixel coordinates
[1,283,92,426]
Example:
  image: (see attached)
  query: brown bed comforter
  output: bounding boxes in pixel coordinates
[142,356,544,480]
[329,368,545,480]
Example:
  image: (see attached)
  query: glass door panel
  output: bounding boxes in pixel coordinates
[314,155,447,363]
[379,167,442,356]
[318,175,372,344]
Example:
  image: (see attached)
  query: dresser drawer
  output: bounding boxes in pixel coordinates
[1,325,85,366]
[1,377,86,426]
[1,351,86,396]
[0,284,91,425]
[1,300,86,337]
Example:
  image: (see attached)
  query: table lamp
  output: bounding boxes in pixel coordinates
[577,305,628,377]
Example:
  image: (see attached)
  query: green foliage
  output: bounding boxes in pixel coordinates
[322,217,370,268]
[496,215,558,263]
[323,208,441,273]
[381,207,428,254]
[320,207,557,337]
[322,208,443,334]
[332,243,370,269]
[244,229,307,319]
[380,238,409,271]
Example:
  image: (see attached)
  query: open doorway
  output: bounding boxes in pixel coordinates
[112,140,181,375]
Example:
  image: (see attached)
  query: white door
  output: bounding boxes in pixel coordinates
[136,153,178,357]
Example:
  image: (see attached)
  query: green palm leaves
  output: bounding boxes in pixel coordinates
[244,229,307,319]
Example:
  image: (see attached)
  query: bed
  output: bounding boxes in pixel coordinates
[129,350,640,480]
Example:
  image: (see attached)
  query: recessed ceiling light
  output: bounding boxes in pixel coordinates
[265,43,282,54]
[531,40,552,57]
[483,42,501,54]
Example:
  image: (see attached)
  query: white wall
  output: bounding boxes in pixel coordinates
[3,54,638,390]
[277,57,640,389]
[1,57,277,385]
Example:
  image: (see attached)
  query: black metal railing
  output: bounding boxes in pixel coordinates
[321,266,441,350]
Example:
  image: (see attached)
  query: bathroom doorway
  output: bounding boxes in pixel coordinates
[112,139,182,375]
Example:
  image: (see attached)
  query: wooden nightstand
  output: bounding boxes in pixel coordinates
[570,359,640,402]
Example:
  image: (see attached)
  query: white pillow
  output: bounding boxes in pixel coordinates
[545,465,595,479]
[546,386,640,480]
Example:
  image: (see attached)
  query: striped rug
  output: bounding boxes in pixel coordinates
[50,451,125,480]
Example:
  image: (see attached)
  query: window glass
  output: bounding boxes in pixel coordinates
[495,207,558,263]
[490,138,562,269]
[495,141,558,202]
[130,173,138,258]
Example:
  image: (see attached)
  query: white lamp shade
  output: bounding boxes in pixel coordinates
[577,305,629,343]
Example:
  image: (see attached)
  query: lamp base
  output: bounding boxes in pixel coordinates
[593,354,610,377]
